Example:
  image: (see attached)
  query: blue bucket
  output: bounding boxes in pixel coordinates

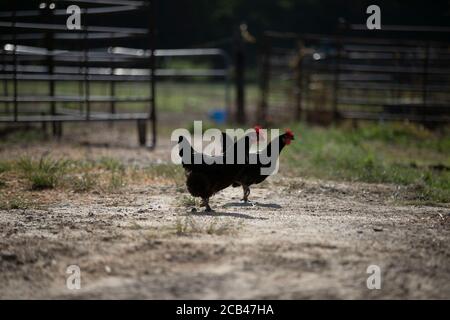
[208,109,227,124]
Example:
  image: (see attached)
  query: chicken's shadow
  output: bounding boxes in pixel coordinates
[223,202,282,209]
[186,211,268,220]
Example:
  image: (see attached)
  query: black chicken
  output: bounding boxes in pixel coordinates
[178,133,253,212]
[232,129,295,203]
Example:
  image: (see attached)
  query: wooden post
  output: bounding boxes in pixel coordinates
[333,18,346,122]
[137,119,147,146]
[234,25,246,125]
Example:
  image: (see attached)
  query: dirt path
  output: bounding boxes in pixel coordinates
[0,125,449,299]
[1,175,449,299]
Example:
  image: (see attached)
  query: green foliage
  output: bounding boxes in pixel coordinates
[0,197,30,210]
[144,164,184,184]
[284,123,450,204]
[108,171,126,192]
[179,195,197,207]
[99,157,125,172]
[17,156,68,190]
[0,161,11,173]
[70,172,98,193]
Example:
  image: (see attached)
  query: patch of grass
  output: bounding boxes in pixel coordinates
[144,164,184,184]
[17,156,68,190]
[178,195,197,207]
[70,172,98,193]
[284,122,450,204]
[99,157,125,172]
[2,155,183,193]
[108,171,126,192]
[0,197,30,210]
[0,161,11,173]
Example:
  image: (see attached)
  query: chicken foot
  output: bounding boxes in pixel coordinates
[201,198,213,212]
[241,185,253,205]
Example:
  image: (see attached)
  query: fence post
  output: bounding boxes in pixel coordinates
[12,6,18,122]
[333,18,346,122]
[2,43,10,114]
[109,54,116,127]
[137,119,147,146]
[234,25,246,125]
[149,0,157,148]
[43,5,59,137]
[83,9,90,121]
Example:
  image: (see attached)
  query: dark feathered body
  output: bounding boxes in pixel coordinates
[232,133,293,202]
[178,135,251,211]
[184,164,240,199]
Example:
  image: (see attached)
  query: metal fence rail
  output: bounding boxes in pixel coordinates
[0,0,157,147]
[259,27,450,125]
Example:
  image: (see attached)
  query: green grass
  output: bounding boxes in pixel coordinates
[0,161,11,173]
[0,196,30,210]
[0,155,187,194]
[283,122,450,204]
[17,156,69,190]
[99,157,125,172]
[178,195,197,207]
[69,172,98,193]
[1,115,447,206]
[0,178,6,188]
[108,171,126,192]
[143,164,184,184]
[0,161,9,188]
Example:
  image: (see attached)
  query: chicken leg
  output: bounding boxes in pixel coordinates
[201,197,213,212]
[242,185,251,203]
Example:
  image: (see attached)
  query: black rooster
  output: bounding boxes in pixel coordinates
[178,133,253,212]
[232,129,295,203]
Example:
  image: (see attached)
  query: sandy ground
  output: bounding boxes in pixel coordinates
[0,124,449,299]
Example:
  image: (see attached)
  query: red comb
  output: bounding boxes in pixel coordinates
[285,129,294,138]
[254,125,262,133]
